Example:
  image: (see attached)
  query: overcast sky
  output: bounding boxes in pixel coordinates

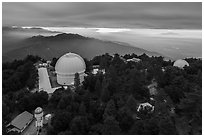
[2,2,202,29]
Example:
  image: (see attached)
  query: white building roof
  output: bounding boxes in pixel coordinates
[35,107,43,114]
[92,68,105,75]
[45,114,51,118]
[127,58,141,62]
[137,102,154,112]
[45,114,52,120]
[173,59,189,69]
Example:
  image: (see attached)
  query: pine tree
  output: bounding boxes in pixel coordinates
[102,116,121,135]
[74,72,80,90]
[79,102,86,116]
[126,94,138,112]
[95,78,101,96]
[100,79,110,102]
[159,117,177,135]
[70,116,89,134]
[103,99,116,119]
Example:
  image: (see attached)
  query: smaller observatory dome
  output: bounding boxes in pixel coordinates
[55,53,86,85]
[173,59,189,69]
[35,107,43,114]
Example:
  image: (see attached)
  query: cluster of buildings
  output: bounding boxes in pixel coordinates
[38,52,107,94]
[35,61,51,69]
[7,52,107,134]
[6,107,51,135]
[39,52,189,92]
[131,59,189,116]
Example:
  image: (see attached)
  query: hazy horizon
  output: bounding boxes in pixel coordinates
[3,26,202,60]
[38,26,203,59]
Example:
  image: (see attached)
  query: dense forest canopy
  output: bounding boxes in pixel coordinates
[2,53,202,135]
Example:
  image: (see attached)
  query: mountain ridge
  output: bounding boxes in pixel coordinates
[3,33,165,62]
[28,33,89,41]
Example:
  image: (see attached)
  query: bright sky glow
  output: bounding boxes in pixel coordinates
[41,27,201,39]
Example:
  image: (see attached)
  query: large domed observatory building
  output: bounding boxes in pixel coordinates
[55,53,86,85]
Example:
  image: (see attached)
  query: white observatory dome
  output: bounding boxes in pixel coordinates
[35,107,43,114]
[173,59,189,69]
[55,53,86,85]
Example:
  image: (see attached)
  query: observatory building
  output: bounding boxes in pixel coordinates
[173,59,189,69]
[34,107,43,128]
[55,53,86,85]
[7,111,33,133]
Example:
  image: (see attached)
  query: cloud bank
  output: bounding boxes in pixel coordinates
[2,2,202,29]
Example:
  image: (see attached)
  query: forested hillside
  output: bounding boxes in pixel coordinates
[2,53,202,135]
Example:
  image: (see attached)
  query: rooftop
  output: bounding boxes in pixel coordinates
[10,111,33,131]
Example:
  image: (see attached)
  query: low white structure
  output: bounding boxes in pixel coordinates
[55,53,86,85]
[173,59,189,69]
[37,63,48,68]
[46,60,51,66]
[34,107,43,128]
[92,68,99,74]
[137,102,154,112]
[42,63,48,67]
[45,114,52,121]
[161,67,165,72]
[92,68,105,75]
[127,58,141,63]
[150,97,155,101]
[92,65,105,75]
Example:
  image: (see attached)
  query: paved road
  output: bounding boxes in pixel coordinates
[38,67,60,94]
[38,68,52,92]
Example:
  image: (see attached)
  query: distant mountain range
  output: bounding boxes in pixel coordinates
[3,33,164,62]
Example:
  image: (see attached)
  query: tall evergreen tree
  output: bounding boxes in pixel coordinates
[126,94,138,112]
[95,78,102,96]
[100,81,110,103]
[79,102,87,116]
[102,116,121,135]
[159,117,177,135]
[74,72,80,91]
[70,116,89,135]
[103,99,116,119]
